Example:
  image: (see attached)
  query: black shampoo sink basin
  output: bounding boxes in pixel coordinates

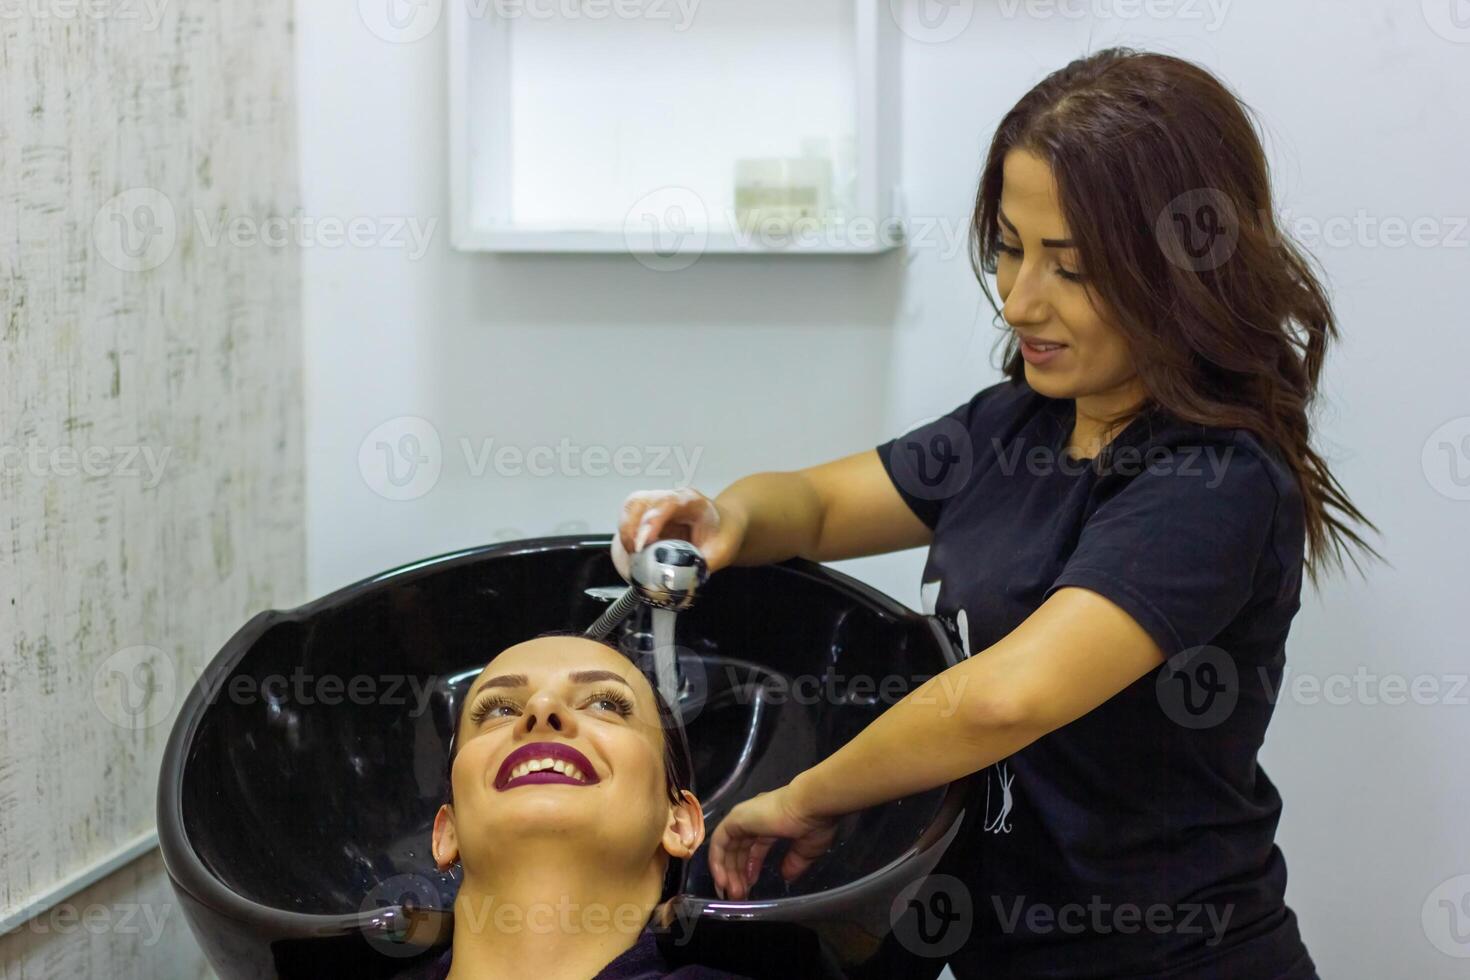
[157,537,973,979]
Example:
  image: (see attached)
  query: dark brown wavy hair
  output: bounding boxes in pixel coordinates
[971,47,1381,586]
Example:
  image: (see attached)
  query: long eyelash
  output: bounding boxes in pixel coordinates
[468,694,521,725]
[582,688,634,716]
[467,688,634,724]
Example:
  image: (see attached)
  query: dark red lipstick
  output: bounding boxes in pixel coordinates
[494,741,600,791]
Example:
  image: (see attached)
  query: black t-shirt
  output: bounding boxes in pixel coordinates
[876,378,1318,980]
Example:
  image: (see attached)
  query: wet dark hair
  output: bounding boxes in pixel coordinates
[444,631,695,807]
[971,47,1382,586]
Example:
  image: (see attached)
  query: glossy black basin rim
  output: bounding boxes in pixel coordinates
[156,604,436,943]
[157,535,971,949]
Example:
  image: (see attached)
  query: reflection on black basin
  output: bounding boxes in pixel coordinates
[157,537,972,979]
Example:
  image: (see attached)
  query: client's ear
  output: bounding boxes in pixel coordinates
[662,790,705,859]
[432,804,460,871]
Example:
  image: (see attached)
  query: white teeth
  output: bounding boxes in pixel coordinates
[507,756,590,783]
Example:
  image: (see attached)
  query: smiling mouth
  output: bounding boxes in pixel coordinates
[495,741,600,791]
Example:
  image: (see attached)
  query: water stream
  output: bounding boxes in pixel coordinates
[651,607,679,711]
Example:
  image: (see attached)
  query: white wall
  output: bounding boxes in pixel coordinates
[298,1,1469,977]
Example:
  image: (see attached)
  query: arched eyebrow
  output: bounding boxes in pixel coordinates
[998,209,1076,249]
[469,673,527,699]
[568,669,632,688]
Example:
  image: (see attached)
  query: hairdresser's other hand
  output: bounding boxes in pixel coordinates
[611,488,747,580]
[707,784,838,902]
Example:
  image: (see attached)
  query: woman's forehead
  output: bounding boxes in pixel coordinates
[472,636,653,700]
[1000,151,1071,232]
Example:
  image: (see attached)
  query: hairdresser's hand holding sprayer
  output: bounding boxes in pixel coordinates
[612,487,842,899]
[611,457,948,903]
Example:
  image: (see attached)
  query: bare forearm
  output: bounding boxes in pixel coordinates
[714,471,826,566]
[714,450,931,568]
[786,662,1040,820]
[784,588,1167,819]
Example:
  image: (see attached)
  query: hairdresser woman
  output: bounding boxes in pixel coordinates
[611,49,1377,980]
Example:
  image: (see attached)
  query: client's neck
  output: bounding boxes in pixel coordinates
[447,841,662,980]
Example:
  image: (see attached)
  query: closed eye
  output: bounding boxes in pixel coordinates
[996,241,1085,283]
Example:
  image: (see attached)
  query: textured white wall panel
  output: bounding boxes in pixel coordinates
[1,2,303,975]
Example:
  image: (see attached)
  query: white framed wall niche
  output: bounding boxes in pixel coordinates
[448,0,904,256]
